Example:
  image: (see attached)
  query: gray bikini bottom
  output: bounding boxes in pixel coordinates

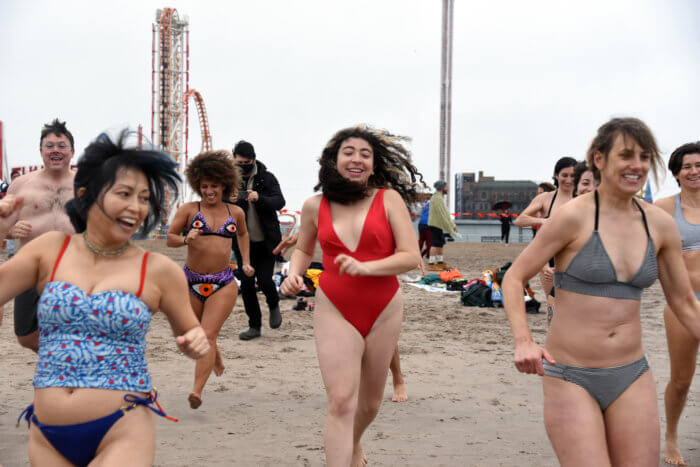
[543,355,649,411]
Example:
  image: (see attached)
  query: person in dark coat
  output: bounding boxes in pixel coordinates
[232,140,285,340]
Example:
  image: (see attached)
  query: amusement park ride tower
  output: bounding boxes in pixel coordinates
[151,8,211,195]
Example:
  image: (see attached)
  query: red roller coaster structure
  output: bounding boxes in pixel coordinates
[152,7,212,196]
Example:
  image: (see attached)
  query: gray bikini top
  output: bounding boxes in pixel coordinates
[554,191,658,300]
[674,194,700,252]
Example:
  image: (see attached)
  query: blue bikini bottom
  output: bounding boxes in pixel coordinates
[17,391,175,467]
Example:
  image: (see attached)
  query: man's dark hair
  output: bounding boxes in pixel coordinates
[668,142,700,186]
[233,140,256,160]
[65,130,180,235]
[40,118,74,149]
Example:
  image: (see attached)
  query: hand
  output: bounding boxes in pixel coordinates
[453,232,463,239]
[176,326,210,359]
[513,340,555,375]
[334,254,370,276]
[185,229,201,246]
[0,195,23,217]
[273,233,298,256]
[247,190,259,202]
[543,265,554,282]
[10,220,32,239]
[242,264,255,276]
[280,274,304,296]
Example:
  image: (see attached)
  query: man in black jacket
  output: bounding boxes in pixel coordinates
[232,140,285,340]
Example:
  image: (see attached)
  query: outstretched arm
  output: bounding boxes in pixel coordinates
[233,205,254,276]
[280,197,318,296]
[334,190,420,277]
[656,212,700,339]
[513,193,547,228]
[502,204,580,375]
[166,204,193,248]
[153,255,209,359]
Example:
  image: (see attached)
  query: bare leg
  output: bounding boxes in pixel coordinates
[213,343,225,377]
[313,287,364,466]
[543,376,612,466]
[605,371,660,466]
[353,295,403,466]
[389,345,407,402]
[190,282,237,408]
[663,305,698,465]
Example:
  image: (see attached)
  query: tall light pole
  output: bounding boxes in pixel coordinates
[440,0,454,206]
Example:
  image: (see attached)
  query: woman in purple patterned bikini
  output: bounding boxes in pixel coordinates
[167,150,255,409]
[0,131,210,466]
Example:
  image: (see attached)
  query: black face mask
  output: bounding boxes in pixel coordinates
[238,162,255,175]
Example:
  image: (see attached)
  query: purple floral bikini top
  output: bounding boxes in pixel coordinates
[188,203,237,238]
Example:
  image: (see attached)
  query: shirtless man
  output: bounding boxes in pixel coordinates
[0,119,76,351]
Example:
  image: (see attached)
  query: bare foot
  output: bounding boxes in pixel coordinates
[213,344,225,377]
[392,381,408,402]
[188,392,202,409]
[664,435,686,465]
[351,444,368,466]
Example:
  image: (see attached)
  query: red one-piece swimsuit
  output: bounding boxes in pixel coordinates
[317,189,400,337]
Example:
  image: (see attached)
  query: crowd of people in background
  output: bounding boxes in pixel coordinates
[2,116,700,466]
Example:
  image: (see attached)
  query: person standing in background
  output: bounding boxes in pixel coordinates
[417,196,431,257]
[427,180,456,271]
[232,140,285,341]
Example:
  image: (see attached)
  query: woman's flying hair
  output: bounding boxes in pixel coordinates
[315,125,427,204]
[65,130,180,235]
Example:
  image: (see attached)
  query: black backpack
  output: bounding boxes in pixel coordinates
[461,282,493,307]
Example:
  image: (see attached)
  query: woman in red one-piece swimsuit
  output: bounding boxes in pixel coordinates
[281,126,424,466]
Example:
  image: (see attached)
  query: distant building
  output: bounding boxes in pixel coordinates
[454,171,537,219]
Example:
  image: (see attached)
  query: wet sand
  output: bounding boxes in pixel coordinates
[1,240,699,466]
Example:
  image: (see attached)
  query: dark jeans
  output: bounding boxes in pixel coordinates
[240,241,279,329]
[501,224,510,243]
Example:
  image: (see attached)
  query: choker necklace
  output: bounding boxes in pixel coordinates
[83,232,130,257]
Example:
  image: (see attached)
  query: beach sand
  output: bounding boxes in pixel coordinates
[1,240,699,466]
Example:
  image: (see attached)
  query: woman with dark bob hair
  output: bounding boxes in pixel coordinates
[503,118,700,465]
[280,125,423,466]
[0,130,209,466]
[655,141,700,465]
[167,150,254,409]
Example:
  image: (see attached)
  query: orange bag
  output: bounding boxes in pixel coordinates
[439,268,463,282]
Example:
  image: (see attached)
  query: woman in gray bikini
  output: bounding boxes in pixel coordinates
[503,119,700,466]
[515,157,576,324]
[655,142,700,465]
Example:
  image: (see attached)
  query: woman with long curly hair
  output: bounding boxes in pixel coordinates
[167,150,254,409]
[281,125,424,466]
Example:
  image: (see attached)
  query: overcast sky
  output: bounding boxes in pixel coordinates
[1,0,699,212]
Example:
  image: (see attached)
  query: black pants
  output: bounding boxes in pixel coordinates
[239,241,279,329]
[501,224,510,243]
